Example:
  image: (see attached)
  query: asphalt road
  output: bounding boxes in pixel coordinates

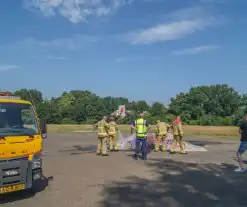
[1,133,247,207]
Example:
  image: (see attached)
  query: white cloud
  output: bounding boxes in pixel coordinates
[119,18,215,44]
[171,45,220,55]
[23,0,134,23]
[117,4,224,45]
[0,65,19,72]
[11,35,98,50]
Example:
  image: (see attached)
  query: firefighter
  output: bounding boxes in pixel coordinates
[94,116,110,156]
[108,116,119,151]
[131,112,151,160]
[154,120,171,152]
[170,116,187,154]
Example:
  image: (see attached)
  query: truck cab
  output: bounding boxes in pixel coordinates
[0,92,47,194]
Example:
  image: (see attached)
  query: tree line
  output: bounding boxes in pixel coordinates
[12,84,247,126]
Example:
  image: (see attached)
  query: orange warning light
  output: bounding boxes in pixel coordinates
[0,92,13,96]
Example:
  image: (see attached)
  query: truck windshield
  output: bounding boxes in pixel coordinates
[0,102,39,136]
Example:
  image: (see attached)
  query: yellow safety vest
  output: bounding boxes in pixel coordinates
[97,120,109,137]
[135,118,148,138]
[108,121,117,135]
[156,122,168,136]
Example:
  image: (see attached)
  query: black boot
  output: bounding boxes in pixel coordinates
[133,154,138,160]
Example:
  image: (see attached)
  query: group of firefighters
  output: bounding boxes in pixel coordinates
[93,112,186,160]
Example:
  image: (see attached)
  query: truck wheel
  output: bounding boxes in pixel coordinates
[27,178,44,194]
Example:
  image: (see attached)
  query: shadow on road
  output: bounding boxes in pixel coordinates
[58,145,97,155]
[233,158,247,165]
[70,145,97,155]
[0,175,53,204]
[101,159,247,207]
[188,140,222,147]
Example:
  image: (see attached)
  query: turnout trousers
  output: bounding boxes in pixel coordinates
[170,135,186,153]
[109,134,118,151]
[97,136,108,155]
[155,134,167,152]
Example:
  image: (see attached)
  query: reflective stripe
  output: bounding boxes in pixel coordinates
[97,120,108,136]
[108,121,116,135]
[173,123,183,135]
[98,134,107,137]
[157,122,167,135]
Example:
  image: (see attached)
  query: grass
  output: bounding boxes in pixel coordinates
[47,124,239,137]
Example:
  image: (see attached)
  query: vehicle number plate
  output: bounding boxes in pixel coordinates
[0,184,25,194]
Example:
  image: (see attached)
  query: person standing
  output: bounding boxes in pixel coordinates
[108,116,119,151]
[170,116,187,154]
[154,120,171,152]
[131,112,150,160]
[94,116,110,156]
[235,115,247,172]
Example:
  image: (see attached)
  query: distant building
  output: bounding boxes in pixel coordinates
[111,105,132,118]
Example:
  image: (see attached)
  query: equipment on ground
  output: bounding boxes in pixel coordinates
[0,92,47,194]
[117,133,207,152]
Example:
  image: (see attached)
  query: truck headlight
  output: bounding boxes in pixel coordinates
[32,152,42,169]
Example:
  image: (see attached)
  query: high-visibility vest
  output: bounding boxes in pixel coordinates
[108,121,117,135]
[97,120,109,137]
[135,118,148,138]
[156,122,168,136]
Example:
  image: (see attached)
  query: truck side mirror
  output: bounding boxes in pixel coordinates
[39,119,47,139]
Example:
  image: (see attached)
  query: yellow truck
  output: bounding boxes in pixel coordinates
[0,92,47,194]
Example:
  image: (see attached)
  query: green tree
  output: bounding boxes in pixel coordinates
[14,89,43,105]
[134,100,149,113]
[36,101,60,124]
[10,84,246,126]
[169,84,242,126]
[150,102,167,116]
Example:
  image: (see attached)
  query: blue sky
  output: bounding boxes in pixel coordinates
[0,0,246,105]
